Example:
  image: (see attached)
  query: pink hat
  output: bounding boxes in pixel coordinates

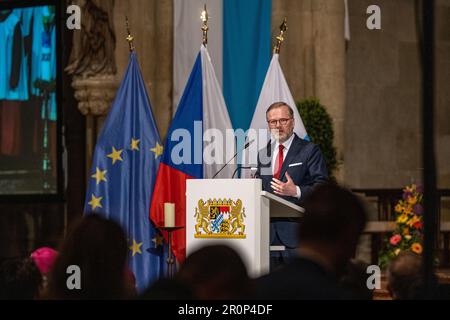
[30,247,58,274]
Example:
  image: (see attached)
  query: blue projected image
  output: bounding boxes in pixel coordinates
[0,4,58,195]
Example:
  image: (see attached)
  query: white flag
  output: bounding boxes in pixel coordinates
[241,54,308,178]
[201,46,236,179]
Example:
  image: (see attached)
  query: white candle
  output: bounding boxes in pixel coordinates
[164,203,175,227]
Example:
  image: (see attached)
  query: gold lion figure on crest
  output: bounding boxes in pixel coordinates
[230,199,246,235]
[194,199,211,235]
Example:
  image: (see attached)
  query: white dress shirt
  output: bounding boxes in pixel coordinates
[271,134,301,199]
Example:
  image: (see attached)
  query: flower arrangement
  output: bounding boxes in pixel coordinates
[379,184,424,269]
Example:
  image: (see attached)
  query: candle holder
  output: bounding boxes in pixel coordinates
[159,226,184,279]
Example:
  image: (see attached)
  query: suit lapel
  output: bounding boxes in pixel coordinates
[279,134,302,180]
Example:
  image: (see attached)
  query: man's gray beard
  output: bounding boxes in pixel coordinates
[272,131,294,144]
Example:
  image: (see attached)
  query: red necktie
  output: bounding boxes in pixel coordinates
[274,144,284,179]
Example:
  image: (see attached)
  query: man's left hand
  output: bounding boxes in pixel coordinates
[271,172,298,197]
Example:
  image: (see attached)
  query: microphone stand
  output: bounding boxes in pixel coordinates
[212,140,254,179]
[231,166,257,179]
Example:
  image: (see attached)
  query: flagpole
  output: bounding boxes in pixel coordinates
[201,4,209,46]
[126,16,135,52]
[274,17,288,54]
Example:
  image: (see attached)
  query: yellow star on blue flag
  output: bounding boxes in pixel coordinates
[150,142,163,159]
[129,239,143,257]
[131,138,140,151]
[88,194,103,211]
[91,168,107,185]
[107,147,123,164]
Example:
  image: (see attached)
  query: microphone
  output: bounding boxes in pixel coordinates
[212,139,255,179]
[232,166,258,179]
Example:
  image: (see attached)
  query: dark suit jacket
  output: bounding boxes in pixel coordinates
[255,134,328,248]
[255,257,354,300]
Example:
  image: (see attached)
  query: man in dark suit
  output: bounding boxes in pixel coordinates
[255,184,368,300]
[255,102,328,268]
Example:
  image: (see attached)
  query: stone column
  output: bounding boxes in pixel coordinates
[272,0,315,99]
[72,76,118,170]
[311,0,346,182]
[153,0,173,141]
[114,0,173,141]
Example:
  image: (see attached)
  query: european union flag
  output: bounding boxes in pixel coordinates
[84,52,167,292]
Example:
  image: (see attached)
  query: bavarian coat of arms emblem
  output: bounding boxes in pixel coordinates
[194,198,246,238]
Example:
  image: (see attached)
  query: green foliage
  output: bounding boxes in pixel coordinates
[296,98,338,178]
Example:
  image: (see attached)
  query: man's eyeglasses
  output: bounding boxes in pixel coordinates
[267,118,293,127]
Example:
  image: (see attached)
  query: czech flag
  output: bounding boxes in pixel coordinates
[150,45,235,262]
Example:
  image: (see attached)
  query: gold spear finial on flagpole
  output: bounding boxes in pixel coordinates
[126,16,135,52]
[201,4,209,46]
[274,17,288,54]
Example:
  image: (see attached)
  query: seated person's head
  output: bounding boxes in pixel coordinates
[339,259,374,300]
[298,183,367,276]
[47,214,129,299]
[176,245,253,299]
[387,250,423,300]
[0,257,42,300]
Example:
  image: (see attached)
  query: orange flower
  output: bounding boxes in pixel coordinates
[407,215,420,227]
[408,196,417,206]
[402,228,410,235]
[404,206,413,215]
[395,204,403,213]
[411,243,423,254]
